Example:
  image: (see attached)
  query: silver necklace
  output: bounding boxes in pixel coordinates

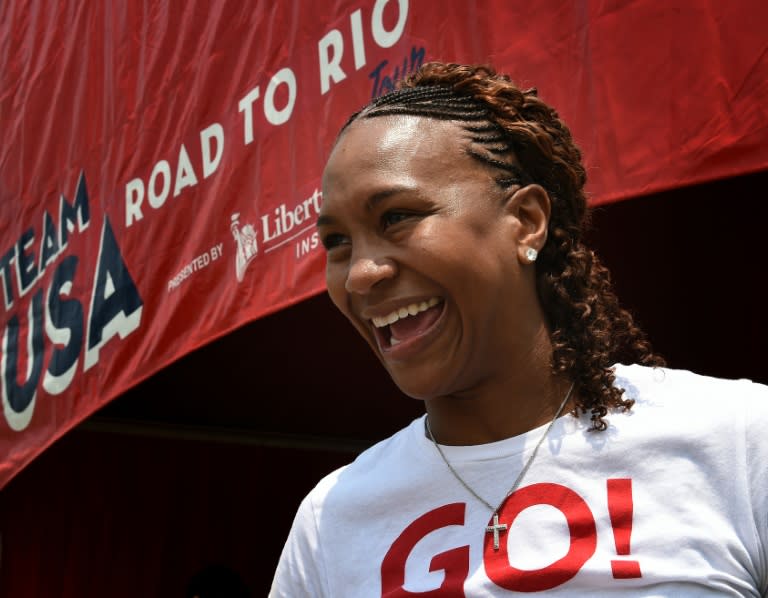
[425,382,575,551]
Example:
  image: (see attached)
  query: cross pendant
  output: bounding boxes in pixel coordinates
[485,512,508,551]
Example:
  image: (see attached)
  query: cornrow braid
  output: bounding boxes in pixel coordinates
[341,86,485,129]
[341,61,665,430]
[344,84,532,189]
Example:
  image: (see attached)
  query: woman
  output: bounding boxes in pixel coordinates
[270,62,768,596]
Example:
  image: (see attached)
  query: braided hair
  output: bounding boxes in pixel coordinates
[341,62,665,430]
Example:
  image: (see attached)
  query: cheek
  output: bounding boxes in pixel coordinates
[325,266,347,313]
[325,264,377,350]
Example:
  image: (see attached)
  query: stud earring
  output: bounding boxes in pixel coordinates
[525,247,538,263]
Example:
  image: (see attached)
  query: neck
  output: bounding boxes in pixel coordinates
[424,351,574,445]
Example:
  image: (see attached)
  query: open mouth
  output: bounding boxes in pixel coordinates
[371,297,444,350]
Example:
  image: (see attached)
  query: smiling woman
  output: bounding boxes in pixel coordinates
[270,63,768,597]
[320,114,555,409]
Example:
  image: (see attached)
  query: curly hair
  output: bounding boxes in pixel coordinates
[342,62,665,430]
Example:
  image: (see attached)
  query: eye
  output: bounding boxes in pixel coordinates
[320,232,349,251]
[381,211,414,229]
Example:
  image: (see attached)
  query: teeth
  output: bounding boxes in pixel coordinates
[372,297,440,328]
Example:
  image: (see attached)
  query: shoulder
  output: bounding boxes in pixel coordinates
[613,363,767,404]
[611,363,768,431]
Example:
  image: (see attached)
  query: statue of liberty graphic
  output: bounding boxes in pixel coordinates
[231,212,259,282]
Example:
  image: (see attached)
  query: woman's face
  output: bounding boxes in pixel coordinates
[319,115,548,400]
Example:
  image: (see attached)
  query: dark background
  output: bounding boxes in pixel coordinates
[1,170,766,597]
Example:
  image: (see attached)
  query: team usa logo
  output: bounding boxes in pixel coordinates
[1,172,143,431]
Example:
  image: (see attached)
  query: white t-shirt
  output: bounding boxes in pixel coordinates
[270,365,768,596]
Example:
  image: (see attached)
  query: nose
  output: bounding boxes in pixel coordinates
[345,255,397,294]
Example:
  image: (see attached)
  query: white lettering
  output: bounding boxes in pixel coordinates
[296,231,320,260]
[264,68,297,126]
[173,144,199,197]
[167,247,219,291]
[350,9,367,69]
[148,160,171,209]
[319,29,346,94]
[200,123,224,178]
[238,86,261,145]
[125,178,145,227]
[260,189,323,250]
[372,0,408,48]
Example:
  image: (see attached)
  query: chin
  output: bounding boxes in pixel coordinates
[386,368,448,401]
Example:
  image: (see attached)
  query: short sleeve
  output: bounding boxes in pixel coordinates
[744,379,768,596]
[269,493,329,598]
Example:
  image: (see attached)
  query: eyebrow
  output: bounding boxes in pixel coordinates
[316,185,416,228]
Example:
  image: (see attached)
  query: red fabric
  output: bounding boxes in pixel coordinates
[1,0,767,488]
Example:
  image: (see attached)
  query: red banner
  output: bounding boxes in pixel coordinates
[1,0,767,489]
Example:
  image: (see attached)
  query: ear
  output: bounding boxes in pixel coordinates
[504,184,551,264]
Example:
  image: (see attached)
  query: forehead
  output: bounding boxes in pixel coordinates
[321,116,483,196]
